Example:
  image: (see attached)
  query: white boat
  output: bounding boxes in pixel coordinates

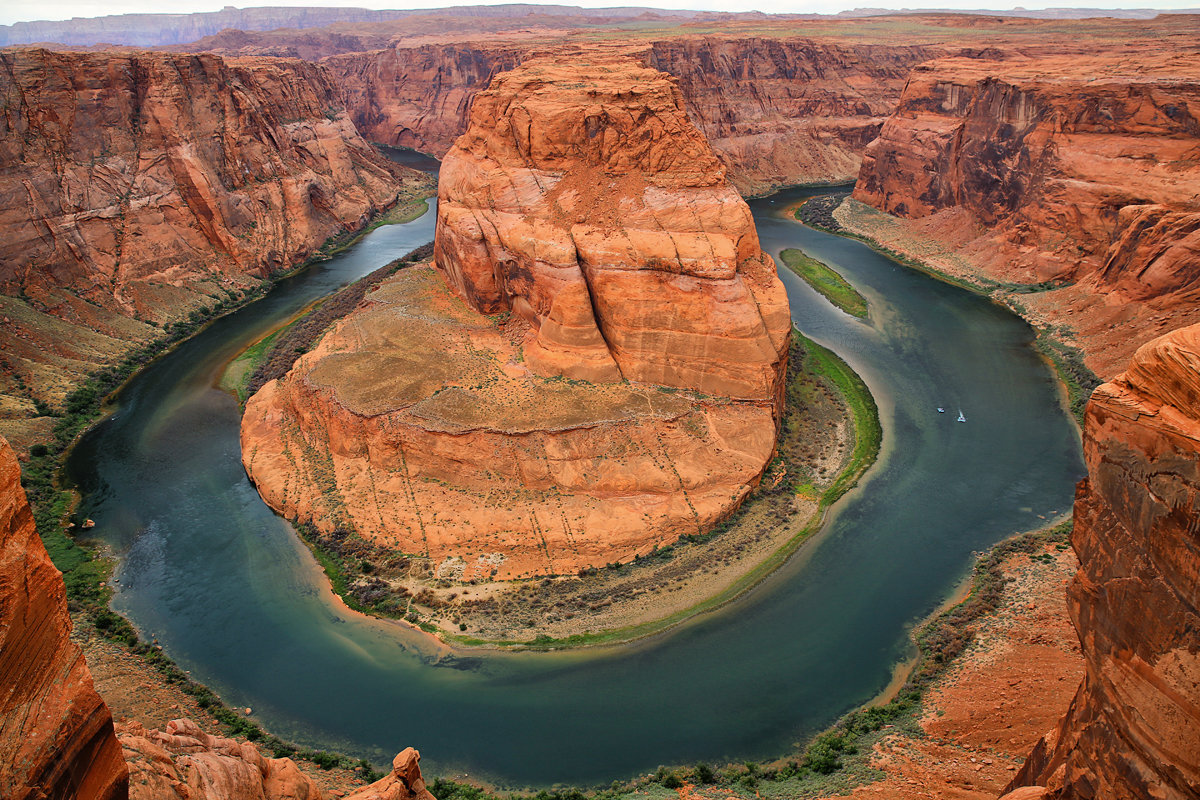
[937,407,945,413]
[957,410,966,423]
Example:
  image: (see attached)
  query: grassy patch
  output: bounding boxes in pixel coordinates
[797,336,881,508]
[1035,333,1101,427]
[780,248,868,319]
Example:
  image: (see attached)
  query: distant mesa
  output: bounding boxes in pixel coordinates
[241,56,791,580]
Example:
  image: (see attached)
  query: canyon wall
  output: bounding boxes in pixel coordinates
[0,47,429,440]
[242,57,789,580]
[850,53,1200,373]
[0,436,127,799]
[324,38,942,193]
[1003,324,1200,799]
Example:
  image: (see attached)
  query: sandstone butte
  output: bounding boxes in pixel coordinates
[1000,324,1200,800]
[0,436,127,799]
[241,56,791,580]
[0,47,429,449]
[851,52,1200,377]
[0,433,436,799]
[323,39,944,194]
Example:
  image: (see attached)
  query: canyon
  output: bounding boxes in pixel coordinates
[2,7,1200,800]
[325,38,943,195]
[0,47,431,451]
[850,51,1200,377]
[241,56,790,580]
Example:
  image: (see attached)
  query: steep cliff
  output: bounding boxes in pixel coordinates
[850,54,1200,373]
[0,436,127,799]
[325,38,942,193]
[646,38,944,194]
[1003,324,1200,799]
[0,47,429,438]
[242,57,789,580]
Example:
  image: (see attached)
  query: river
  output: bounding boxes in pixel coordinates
[67,187,1083,785]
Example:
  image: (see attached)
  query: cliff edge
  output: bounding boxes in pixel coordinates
[1003,324,1200,799]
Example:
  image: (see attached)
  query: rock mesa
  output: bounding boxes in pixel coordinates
[0,436,127,799]
[1003,324,1200,799]
[242,57,789,579]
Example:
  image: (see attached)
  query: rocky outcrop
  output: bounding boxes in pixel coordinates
[120,718,434,800]
[435,56,790,398]
[1003,324,1200,799]
[0,47,429,424]
[0,436,127,799]
[242,58,788,580]
[325,38,942,193]
[853,54,1200,294]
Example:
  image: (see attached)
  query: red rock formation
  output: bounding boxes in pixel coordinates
[853,54,1200,295]
[0,436,128,800]
[120,718,434,800]
[242,58,788,579]
[325,39,942,193]
[0,47,430,428]
[435,56,790,398]
[1003,324,1200,799]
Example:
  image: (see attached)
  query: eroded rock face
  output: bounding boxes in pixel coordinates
[243,58,788,579]
[0,47,428,415]
[1004,324,1200,799]
[119,718,434,800]
[325,39,942,192]
[0,436,127,800]
[853,54,1200,297]
[435,56,790,399]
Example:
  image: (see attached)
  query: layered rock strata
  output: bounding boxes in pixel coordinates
[0,48,428,419]
[1004,324,1200,799]
[243,58,789,579]
[851,54,1200,373]
[325,39,942,192]
[0,436,127,799]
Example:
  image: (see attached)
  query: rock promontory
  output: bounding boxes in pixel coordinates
[242,57,790,580]
[1003,324,1200,799]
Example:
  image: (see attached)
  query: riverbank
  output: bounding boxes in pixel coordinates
[278,327,880,649]
[795,195,1102,424]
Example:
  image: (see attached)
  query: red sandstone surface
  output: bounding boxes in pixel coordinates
[242,57,787,579]
[851,52,1200,376]
[0,436,127,799]
[1003,325,1200,800]
[120,718,434,800]
[0,47,428,435]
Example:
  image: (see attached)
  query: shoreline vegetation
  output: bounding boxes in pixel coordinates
[794,193,1100,426]
[780,247,869,318]
[16,190,432,781]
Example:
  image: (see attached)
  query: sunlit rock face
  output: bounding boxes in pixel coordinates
[0,436,128,800]
[242,57,789,580]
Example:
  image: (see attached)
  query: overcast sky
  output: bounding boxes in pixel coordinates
[2,0,1195,26]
